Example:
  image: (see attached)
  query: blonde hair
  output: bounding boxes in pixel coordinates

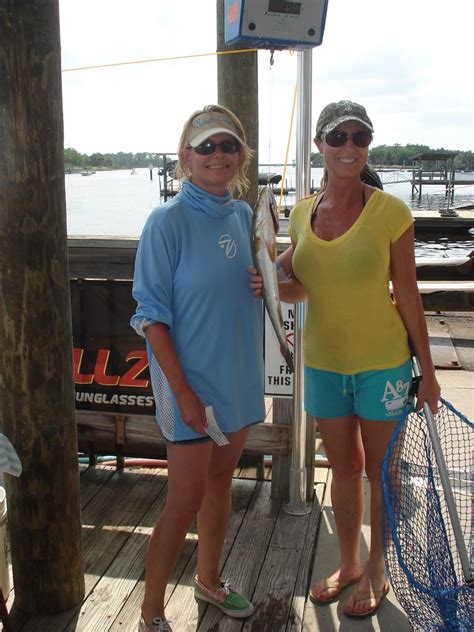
[174,104,254,198]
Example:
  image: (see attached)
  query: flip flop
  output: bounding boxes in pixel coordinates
[343,580,390,618]
[309,576,361,605]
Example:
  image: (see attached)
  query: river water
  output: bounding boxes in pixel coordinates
[65,167,474,258]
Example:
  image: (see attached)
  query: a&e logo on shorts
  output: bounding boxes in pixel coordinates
[381,379,410,415]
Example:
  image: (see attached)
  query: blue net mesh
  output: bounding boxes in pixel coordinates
[382,398,474,631]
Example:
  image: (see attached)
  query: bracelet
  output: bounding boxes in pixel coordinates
[276,258,289,282]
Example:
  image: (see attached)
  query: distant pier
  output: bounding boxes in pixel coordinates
[411,152,473,201]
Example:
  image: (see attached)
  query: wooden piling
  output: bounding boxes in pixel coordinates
[216,0,259,207]
[0,0,84,615]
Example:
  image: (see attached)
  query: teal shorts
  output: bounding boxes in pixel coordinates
[304,359,412,422]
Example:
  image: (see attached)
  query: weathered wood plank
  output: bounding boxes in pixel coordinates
[107,521,198,632]
[16,467,168,631]
[79,463,116,506]
[198,482,282,631]
[68,238,138,281]
[9,465,328,631]
[66,471,169,631]
[286,484,325,632]
[271,399,293,499]
[165,479,258,630]
[419,282,474,311]
[241,486,323,631]
[67,238,473,284]
[427,316,460,368]
[305,414,316,502]
[107,478,257,631]
[81,468,167,582]
[76,411,291,458]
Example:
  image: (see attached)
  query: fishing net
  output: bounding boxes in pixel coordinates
[382,398,474,631]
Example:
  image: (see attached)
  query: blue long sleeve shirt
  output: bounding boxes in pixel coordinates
[131,181,265,441]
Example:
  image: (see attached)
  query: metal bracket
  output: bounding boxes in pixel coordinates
[115,415,126,445]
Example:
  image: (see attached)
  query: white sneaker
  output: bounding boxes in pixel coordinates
[138,614,172,631]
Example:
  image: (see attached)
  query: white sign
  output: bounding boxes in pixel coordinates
[264,302,295,397]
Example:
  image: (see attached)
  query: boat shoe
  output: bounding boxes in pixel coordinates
[194,576,254,618]
[138,614,172,631]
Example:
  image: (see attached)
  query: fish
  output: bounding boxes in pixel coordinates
[252,187,294,373]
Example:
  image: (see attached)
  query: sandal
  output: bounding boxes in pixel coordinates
[343,579,390,618]
[309,575,361,605]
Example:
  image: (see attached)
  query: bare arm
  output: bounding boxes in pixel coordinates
[277,243,307,303]
[248,241,307,303]
[144,322,207,433]
[390,225,440,412]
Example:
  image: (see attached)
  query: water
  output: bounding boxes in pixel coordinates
[65,167,474,258]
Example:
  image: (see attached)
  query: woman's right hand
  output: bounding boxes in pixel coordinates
[175,385,208,434]
[415,372,441,415]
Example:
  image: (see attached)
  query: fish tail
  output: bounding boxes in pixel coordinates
[281,346,295,374]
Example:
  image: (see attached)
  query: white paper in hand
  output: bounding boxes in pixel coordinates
[205,406,229,446]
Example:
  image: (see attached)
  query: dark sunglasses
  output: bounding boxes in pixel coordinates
[189,140,241,156]
[323,130,373,148]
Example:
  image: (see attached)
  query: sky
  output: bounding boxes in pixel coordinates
[59,0,473,163]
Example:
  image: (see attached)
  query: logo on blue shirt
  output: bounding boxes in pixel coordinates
[218,234,237,259]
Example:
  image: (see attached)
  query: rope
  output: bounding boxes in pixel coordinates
[278,84,298,215]
[267,54,274,169]
[62,48,258,73]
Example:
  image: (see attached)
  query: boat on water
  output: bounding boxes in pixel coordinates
[258,172,282,186]
[158,160,177,176]
[81,170,96,176]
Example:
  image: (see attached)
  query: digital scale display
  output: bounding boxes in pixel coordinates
[225,0,328,50]
[268,1,302,15]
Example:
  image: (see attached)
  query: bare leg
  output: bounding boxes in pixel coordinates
[196,427,250,589]
[311,415,365,601]
[141,441,213,622]
[343,418,396,616]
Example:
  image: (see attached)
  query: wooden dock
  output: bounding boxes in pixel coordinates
[6,450,329,631]
[410,208,474,231]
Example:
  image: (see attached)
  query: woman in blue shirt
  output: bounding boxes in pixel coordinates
[132,105,264,632]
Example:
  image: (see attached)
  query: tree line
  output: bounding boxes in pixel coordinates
[311,145,473,170]
[64,148,167,171]
[65,145,474,172]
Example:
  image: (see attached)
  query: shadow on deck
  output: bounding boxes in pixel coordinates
[7,463,327,631]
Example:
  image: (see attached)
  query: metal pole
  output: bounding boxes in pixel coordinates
[285,49,312,515]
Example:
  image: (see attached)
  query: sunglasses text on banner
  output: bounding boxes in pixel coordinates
[189,140,241,156]
[323,130,373,148]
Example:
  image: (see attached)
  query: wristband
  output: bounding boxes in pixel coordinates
[276,258,289,282]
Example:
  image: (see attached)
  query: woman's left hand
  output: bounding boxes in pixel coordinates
[415,372,441,414]
[248,266,263,297]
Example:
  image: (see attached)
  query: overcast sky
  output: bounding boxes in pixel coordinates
[59,0,473,162]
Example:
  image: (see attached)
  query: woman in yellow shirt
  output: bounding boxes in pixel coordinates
[251,100,440,618]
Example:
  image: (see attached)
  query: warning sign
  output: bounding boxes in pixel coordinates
[264,302,295,397]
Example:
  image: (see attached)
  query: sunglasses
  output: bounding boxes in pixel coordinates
[189,140,241,156]
[323,130,373,148]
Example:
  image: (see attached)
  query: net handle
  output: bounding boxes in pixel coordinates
[411,355,474,585]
